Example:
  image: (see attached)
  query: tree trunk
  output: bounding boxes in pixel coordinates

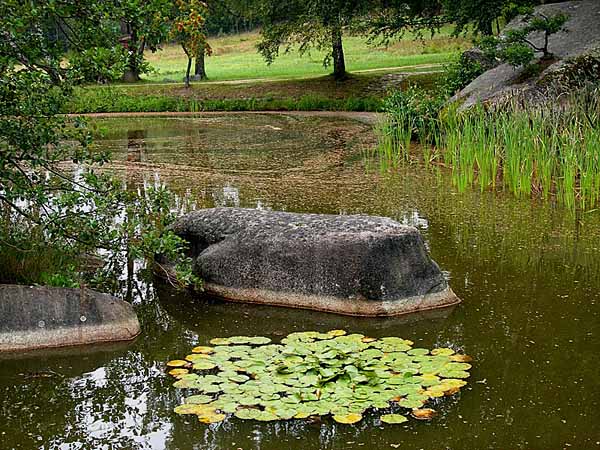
[185,57,192,88]
[122,25,143,82]
[192,49,207,81]
[122,59,141,82]
[331,27,347,81]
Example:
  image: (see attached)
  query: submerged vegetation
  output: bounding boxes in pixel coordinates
[167,330,472,425]
[376,83,600,210]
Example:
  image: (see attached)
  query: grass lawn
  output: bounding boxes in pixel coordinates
[141,28,470,83]
[68,29,463,113]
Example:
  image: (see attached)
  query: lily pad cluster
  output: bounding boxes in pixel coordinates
[167,330,472,425]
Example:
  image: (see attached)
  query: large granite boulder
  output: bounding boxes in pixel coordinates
[453,0,600,109]
[0,285,140,352]
[170,208,459,316]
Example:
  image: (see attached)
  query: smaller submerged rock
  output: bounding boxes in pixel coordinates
[170,208,459,316]
[0,285,140,352]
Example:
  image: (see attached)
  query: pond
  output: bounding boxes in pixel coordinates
[1,113,599,450]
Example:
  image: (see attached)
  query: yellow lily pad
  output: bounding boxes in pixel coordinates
[411,408,437,420]
[333,413,362,424]
[168,368,189,378]
[167,360,188,368]
[174,404,209,415]
[192,346,214,354]
[198,413,226,424]
[327,330,347,337]
[450,354,473,363]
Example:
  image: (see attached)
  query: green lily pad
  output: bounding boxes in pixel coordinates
[192,361,217,371]
[169,330,472,427]
[439,370,471,379]
[381,414,408,424]
[234,408,260,420]
[185,394,213,404]
[399,398,425,409]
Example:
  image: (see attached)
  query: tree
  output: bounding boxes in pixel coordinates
[116,0,173,82]
[478,8,568,67]
[171,0,212,87]
[441,0,543,36]
[0,0,200,291]
[256,0,373,81]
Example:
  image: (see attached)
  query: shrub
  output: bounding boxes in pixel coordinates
[69,47,128,84]
[440,53,487,96]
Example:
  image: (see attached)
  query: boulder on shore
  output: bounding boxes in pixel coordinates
[169,208,460,317]
[0,285,140,352]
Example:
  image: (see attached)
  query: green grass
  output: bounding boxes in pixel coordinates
[65,89,383,114]
[141,29,469,83]
[66,72,443,113]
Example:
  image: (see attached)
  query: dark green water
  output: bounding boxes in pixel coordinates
[1,114,599,450]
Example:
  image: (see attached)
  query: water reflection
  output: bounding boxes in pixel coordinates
[1,114,599,450]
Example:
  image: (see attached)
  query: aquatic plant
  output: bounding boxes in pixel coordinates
[442,87,600,208]
[167,330,472,425]
[376,83,600,209]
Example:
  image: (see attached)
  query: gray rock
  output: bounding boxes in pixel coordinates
[0,285,140,352]
[462,48,498,71]
[453,0,600,109]
[170,208,459,316]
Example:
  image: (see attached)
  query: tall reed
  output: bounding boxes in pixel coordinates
[376,83,600,209]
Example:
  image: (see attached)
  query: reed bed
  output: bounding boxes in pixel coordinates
[376,84,600,209]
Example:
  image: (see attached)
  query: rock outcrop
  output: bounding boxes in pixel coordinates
[170,208,459,316]
[453,0,600,109]
[0,285,140,352]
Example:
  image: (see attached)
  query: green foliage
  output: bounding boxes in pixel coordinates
[116,0,174,80]
[382,85,445,148]
[256,0,443,80]
[477,9,569,67]
[0,0,202,293]
[69,47,129,84]
[64,87,383,113]
[443,0,537,36]
[168,330,472,424]
[40,269,80,289]
[171,0,211,86]
[440,53,487,96]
